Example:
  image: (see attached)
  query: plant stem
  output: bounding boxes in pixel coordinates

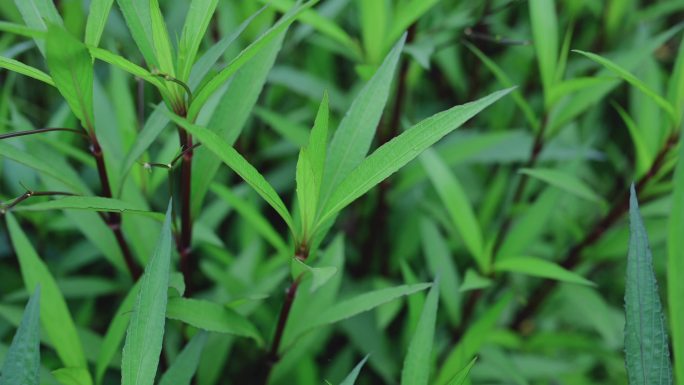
[176,126,194,295]
[0,127,87,140]
[1,190,76,214]
[90,136,142,280]
[511,132,679,331]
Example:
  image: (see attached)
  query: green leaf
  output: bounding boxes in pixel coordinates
[519,168,605,204]
[574,50,677,123]
[187,0,315,120]
[121,202,173,385]
[0,56,55,86]
[116,0,157,68]
[668,36,684,125]
[53,368,93,385]
[309,283,431,329]
[387,0,440,52]
[318,35,405,209]
[176,0,219,82]
[291,259,338,293]
[0,287,40,385]
[46,24,95,131]
[296,92,330,238]
[85,0,114,47]
[118,104,169,182]
[435,293,512,385]
[211,184,288,254]
[458,269,492,293]
[613,102,653,176]
[446,357,477,385]
[149,0,175,76]
[6,213,88,370]
[401,282,439,385]
[88,47,165,90]
[494,257,595,286]
[668,131,684,385]
[420,218,461,325]
[13,196,159,219]
[358,0,387,64]
[319,88,514,225]
[339,355,370,385]
[158,332,208,385]
[168,113,294,232]
[529,0,558,103]
[13,0,62,54]
[625,185,673,385]
[166,298,262,345]
[95,282,140,385]
[420,149,485,268]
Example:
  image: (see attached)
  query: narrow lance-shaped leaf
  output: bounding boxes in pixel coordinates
[420,149,485,269]
[6,213,88,371]
[149,0,175,76]
[494,257,595,286]
[46,24,95,131]
[12,0,62,54]
[187,0,317,120]
[121,202,173,385]
[574,50,677,123]
[519,167,605,204]
[319,87,514,225]
[668,130,684,385]
[52,368,93,385]
[0,56,55,86]
[446,357,477,385]
[529,0,558,104]
[168,113,295,232]
[401,281,440,385]
[625,185,672,385]
[318,35,405,209]
[85,0,114,47]
[339,355,370,385]
[158,331,208,385]
[176,0,219,82]
[116,0,157,68]
[0,287,40,385]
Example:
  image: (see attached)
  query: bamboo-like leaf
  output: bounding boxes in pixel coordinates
[613,103,654,176]
[668,37,684,125]
[529,0,558,102]
[574,50,677,123]
[388,0,440,52]
[309,283,431,329]
[625,186,673,385]
[0,287,40,385]
[319,88,513,225]
[0,56,55,86]
[420,148,485,268]
[158,332,208,385]
[494,257,595,286]
[95,282,140,385]
[166,298,262,345]
[187,0,316,120]
[435,293,512,385]
[339,355,370,385]
[88,47,165,90]
[116,0,157,68]
[121,202,173,385]
[519,167,605,204]
[446,357,477,385]
[46,24,95,131]
[6,213,88,371]
[149,0,175,76]
[85,0,114,47]
[13,196,159,219]
[358,0,387,64]
[401,281,439,385]
[668,130,684,385]
[211,184,288,254]
[12,0,62,54]
[318,35,405,209]
[177,0,219,82]
[168,113,294,231]
[52,368,93,385]
[420,218,461,325]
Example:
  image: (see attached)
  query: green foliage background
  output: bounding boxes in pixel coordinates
[0,0,683,384]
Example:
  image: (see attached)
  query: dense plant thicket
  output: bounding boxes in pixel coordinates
[0,1,683,385]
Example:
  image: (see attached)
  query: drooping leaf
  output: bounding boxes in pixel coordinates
[319,88,514,225]
[13,196,159,219]
[85,0,114,47]
[318,35,405,208]
[420,148,485,268]
[519,168,605,204]
[176,0,219,82]
[6,213,88,371]
[494,257,595,286]
[625,185,673,385]
[158,332,208,385]
[88,47,165,90]
[121,202,173,385]
[166,298,263,345]
[613,102,654,176]
[0,287,40,385]
[291,259,338,293]
[46,24,95,131]
[401,281,439,385]
[339,355,370,385]
[168,113,294,232]
[574,50,677,123]
[0,56,55,86]
[668,130,684,385]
